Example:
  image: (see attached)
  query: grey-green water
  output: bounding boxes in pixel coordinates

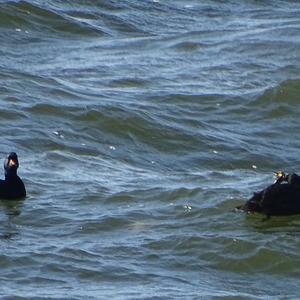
[1,1,300,299]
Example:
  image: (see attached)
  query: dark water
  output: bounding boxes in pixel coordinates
[1,0,300,298]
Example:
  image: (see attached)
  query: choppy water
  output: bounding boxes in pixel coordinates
[1,0,300,299]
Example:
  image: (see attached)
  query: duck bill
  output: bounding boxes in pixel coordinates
[8,159,17,167]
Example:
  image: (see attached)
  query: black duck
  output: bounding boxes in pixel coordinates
[237,171,300,216]
[0,152,26,200]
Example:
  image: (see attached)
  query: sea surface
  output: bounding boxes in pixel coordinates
[1,0,300,299]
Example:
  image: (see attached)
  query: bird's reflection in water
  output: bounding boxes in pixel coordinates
[0,199,24,240]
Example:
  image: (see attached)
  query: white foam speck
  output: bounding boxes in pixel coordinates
[184,205,192,211]
[53,131,64,139]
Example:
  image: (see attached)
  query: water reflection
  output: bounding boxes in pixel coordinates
[0,199,24,240]
[1,199,23,217]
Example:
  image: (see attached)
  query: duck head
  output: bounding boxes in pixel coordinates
[4,152,19,178]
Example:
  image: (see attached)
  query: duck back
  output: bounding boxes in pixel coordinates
[261,183,300,216]
[239,183,300,216]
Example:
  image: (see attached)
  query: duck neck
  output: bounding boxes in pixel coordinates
[5,170,18,181]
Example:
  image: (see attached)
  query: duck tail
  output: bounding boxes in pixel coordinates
[236,191,264,213]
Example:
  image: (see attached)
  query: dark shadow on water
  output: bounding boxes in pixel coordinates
[241,211,300,236]
[0,199,24,217]
[0,231,18,240]
[0,198,25,240]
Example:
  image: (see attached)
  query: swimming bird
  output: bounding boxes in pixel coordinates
[237,171,300,216]
[0,152,26,200]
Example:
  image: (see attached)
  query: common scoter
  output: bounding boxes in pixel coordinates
[0,152,26,200]
[237,171,300,216]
